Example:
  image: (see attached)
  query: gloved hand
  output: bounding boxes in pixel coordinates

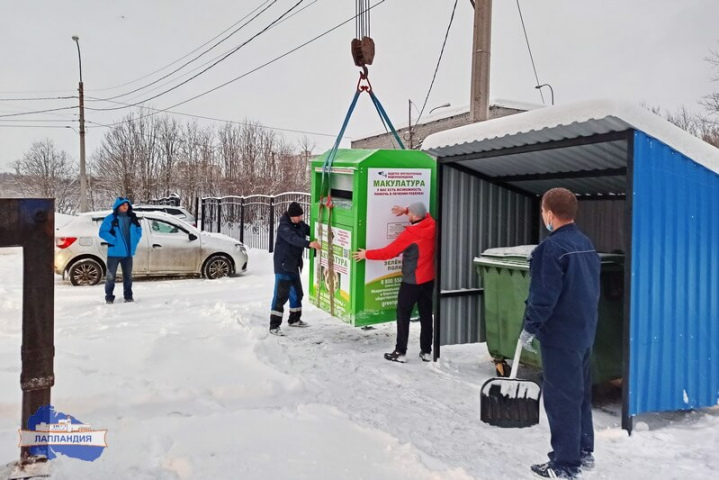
[519,329,537,353]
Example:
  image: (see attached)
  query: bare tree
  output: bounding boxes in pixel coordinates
[159,116,181,197]
[702,48,719,114]
[12,139,78,213]
[645,104,719,149]
[90,109,312,207]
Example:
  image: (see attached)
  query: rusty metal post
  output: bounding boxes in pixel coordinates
[0,199,55,463]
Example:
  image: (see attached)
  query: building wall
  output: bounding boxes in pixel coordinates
[351,106,525,150]
[629,130,719,415]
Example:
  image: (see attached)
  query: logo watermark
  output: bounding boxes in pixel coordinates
[18,405,107,461]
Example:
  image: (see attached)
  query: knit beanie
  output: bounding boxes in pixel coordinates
[287,202,304,217]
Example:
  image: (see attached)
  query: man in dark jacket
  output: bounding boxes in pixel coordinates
[353,202,436,363]
[520,188,601,480]
[98,197,143,304]
[269,202,320,336]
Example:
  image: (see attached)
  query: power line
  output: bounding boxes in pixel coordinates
[0,118,75,123]
[84,101,346,139]
[89,0,273,93]
[0,95,77,102]
[91,1,279,102]
[99,0,387,128]
[0,1,317,99]
[88,0,319,106]
[515,0,545,104]
[0,124,74,129]
[86,0,305,112]
[415,0,458,126]
[0,106,77,118]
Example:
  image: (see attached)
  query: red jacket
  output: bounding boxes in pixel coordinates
[366,214,436,285]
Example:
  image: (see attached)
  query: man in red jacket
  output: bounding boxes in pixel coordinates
[353,202,436,363]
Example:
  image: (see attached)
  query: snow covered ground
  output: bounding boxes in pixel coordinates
[0,248,718,479]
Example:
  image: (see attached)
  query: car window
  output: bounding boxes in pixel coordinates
[150,219,183,235]
[166,208,186,218]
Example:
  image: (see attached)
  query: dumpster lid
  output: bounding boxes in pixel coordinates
[598,252,625,265]
[480,245,537,260]
[474,246,624,266]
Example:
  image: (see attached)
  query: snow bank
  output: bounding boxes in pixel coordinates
[0,250,717,479]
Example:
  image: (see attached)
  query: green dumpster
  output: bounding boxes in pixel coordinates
[475,246,624,384]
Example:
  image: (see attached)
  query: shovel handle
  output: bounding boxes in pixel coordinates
[509,338,523,379]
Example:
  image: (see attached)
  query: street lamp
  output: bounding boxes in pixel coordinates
[429,103,451,115]
[535,84,555,106]
[72,35,88,212]
[407,101,451,149]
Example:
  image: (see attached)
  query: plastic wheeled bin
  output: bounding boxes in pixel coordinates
[475,245,624,384]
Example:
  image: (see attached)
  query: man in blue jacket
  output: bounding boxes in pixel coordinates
[521,188,601,479]
[99,197,143,304]
[269,202,320,336]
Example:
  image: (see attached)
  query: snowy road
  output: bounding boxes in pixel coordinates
[0,248,717,479]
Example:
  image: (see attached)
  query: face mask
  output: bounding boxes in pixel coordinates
[546,222,554,232]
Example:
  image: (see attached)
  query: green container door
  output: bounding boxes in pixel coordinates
[476,247,625,384]
[309,149,436,327]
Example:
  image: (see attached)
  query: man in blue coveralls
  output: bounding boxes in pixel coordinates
[520,188,601,479]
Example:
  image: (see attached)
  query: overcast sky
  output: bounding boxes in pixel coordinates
[1,0,717,173]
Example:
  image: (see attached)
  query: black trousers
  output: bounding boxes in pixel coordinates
[395,280,434,354]
[541,344,594,470]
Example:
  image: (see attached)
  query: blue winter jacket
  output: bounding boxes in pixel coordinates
[273,213,310,274]
[523,224,601,350]
[98,198,143,258]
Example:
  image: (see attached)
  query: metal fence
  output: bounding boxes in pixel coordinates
[200,192,311,252]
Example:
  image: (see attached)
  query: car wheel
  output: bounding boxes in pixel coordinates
[204,255,233,279]
[69,259,103,286]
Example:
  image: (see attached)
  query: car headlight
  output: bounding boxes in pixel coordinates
[235,243,247,254]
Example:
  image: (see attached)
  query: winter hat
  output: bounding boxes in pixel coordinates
[287,202,304,217]
[408,202,427,218]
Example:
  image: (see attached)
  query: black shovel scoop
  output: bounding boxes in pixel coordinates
[480,338,541,428]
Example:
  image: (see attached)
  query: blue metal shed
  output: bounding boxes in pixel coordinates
[422,100,719,431]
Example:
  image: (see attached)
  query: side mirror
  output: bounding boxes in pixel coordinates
[188,233,198,241]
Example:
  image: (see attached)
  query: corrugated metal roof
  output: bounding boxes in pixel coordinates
[629,131,719,415]
[458,141,627,176]
[509,175,626,196]
[423,100,719,175]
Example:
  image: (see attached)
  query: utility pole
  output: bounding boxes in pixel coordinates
[72,36,88,212]
[469,0,492,123]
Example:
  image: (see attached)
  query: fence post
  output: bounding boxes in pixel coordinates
[269,196,275,253]
[194,197,200,225]
[200,199,206,231]
[239,197,245,244]
[217,200,222,234]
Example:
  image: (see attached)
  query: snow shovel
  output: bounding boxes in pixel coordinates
[480,337,541,428]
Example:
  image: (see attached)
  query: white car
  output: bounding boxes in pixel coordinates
[55,211,248,286]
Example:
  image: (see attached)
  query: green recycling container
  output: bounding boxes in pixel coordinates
[475,246,624,384]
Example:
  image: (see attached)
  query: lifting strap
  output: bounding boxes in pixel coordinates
[316,68,405,315]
